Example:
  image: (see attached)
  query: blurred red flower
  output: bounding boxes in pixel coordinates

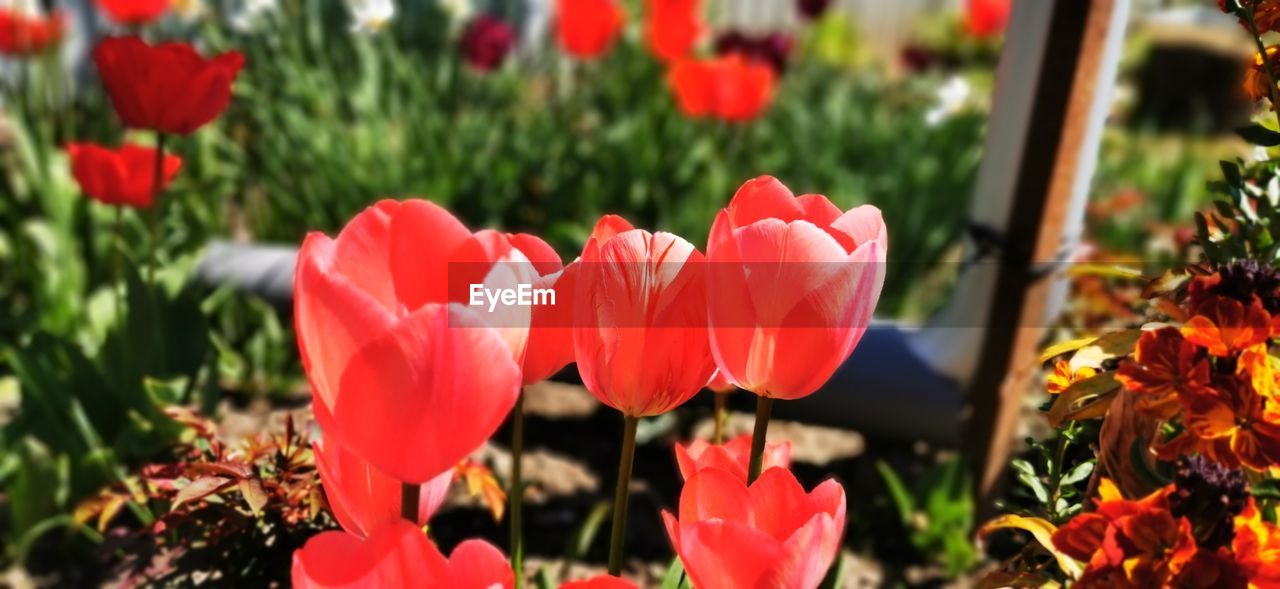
[460,14,515,72]
[0,9,65,56]
[674,434,791,482]
[663,467,845,589]
[645,0,702,62]
[96,0,169,26]
[66,142,181,209]
[292,520,513,588]
[294,200,528,483]
[964,0,1010,38]
[93,36,244,135]
[312,434,453,538]
[556,0,625,60]
[668,54,776,122]
[560,575,639,589]
[706,176,887,400]
[573,215,715,417]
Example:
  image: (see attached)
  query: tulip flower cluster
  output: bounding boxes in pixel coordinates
[66,35,242,216]
[291,176,886,587]
[0,7,65,57]
[550,0,834,122]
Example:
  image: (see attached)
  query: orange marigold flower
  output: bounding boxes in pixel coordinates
[1047,359,1097,394]
[1052,480,1197,588]
[1233,499,1280,586]
[1116,328,1210,418]
[1246,46,1280,104]
[1177,376,1280,471]
[1182,295,1274,357]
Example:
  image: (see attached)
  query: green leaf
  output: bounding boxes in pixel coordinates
[1061,461,1095,487]
[660,556,689,589]
[875,460,915,524]
[1253,479,1280,500]
[534,567,555,589]
[1237,124,1280,147]
[1011,459,1049,504]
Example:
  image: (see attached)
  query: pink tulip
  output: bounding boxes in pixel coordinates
[313,433,453,538]
[706,176,887,400]
[574,215,716,417]
[663,467,846,589]
[675,434,791,481]
[295,199,548,483]
[292,520,514,588]
[707,369,735,393]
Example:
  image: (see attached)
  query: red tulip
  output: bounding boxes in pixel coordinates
[556,0,625,60]
[561,575,639,589]
[965,0,1011,38]
[706,176,886,400]
[573,215,715,417]
[668,54,776,122]
[675,434,791,482]
[646,0,702,62]
[523,259,578,385]
[66,142,181,209]
[292,520,514,588]
[0,9,65,56]
[707,369,735,393]
[313,434,453,538]
[295,200,538,483]
[663,467,845,589]
[97,0,168,25]
[93,36,244,135]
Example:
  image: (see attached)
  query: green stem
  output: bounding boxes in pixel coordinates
[607,415,640,576]
[713,393,727,445]
[510,391,526,589]
[146,132,166,283]
[747,396,774,484]
[401,482,420,523]
[112,207,124,324]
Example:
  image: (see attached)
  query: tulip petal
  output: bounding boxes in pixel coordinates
[680,467,751,524]
[830,205,888,252]
[726,176,805,227]
[332,304,521,483]
[677,519,782,589]
[445,539,515,588]
[390,200,473,310]
[314,436,453,538]
[295,232,398,411]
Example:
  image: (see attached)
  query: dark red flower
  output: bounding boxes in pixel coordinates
[796,0,832,20]
[0,9,65,56]
[460,14,515,72]
[646,0,702,62]
[96,0,169,25]
[66,143,182,209]
[713,30,792,73]
[93,36,245,135]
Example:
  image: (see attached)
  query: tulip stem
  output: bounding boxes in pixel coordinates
[510,391,526,589]
[747,396,774,484]
[146,132,166,284]
[607,415,639,576]
[713,393,727,445]
[401,482,419,523]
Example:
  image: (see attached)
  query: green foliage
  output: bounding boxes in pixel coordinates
[875,456,977,577]
[0,265,212,558]
[1006,421,1096,524]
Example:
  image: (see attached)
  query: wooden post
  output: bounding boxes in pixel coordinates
[963,0,1129,516]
